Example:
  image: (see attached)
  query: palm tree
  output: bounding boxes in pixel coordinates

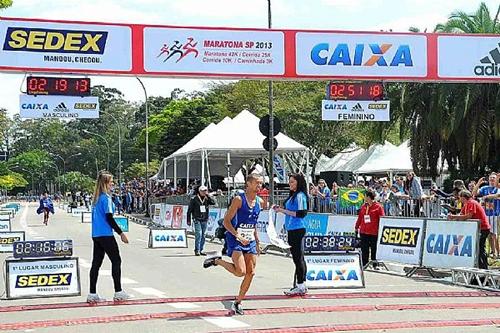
[394,2,499,179]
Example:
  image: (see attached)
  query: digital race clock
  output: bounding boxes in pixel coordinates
[27,76,91,96]
[327,82,383,101]
[303,235,357,253]
[13,240,73,259]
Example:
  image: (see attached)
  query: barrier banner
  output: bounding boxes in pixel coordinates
[206,209,220,238]
[266,210,290,249]
[305,252,364,289]
[71,208,88,217]
[6,257,81,299]
[171,205,183,229]
[305,213,329,235]
[182,205,189,230]
[162,204,173,227]
[274,212,288,243]
[326,215,356,235]
[152,204,162,225]
[376,218,424,265]
[81,211,91,223]
[0,218,10,231]
[422,219,479,269]
[1,209,15,218]
[115,216,129,233]
[0,231,25,253]
[148,229,188,248]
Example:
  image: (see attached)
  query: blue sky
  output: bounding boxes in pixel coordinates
[1,0,498,115]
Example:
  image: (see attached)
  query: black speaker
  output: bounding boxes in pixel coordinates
[319,171,354,187]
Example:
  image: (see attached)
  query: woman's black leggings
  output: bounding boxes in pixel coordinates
[90,236,122,293]
[287,228,307,285]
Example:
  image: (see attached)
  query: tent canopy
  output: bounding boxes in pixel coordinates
[315,144,365,175]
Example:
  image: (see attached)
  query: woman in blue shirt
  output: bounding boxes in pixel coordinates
[203,174,263,315]
[273,173,309,296]
[87,171,130,303]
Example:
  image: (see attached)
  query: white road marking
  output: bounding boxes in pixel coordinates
[202,317,250,328]
[136,238,148,243]
[79,259,92,268]
[168,302,200,309]
[121,277,138,285]
[131,287,166,298]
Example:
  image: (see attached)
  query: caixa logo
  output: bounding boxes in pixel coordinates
[426,234,473,257]
[155,234,184,242]
[307,269,359,281]
[311,43,413,67]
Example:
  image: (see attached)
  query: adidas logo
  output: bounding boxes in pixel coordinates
[53,102,69,112]
[474,43,500,76]
[351,103,364,112]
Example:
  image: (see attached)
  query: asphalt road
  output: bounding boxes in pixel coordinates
[0,202,499,333]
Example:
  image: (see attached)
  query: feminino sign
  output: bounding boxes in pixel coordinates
[322,100,390,122]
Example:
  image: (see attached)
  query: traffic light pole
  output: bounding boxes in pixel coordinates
[267,0,274,206]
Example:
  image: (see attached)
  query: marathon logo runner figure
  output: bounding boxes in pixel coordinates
[203,174,263,315]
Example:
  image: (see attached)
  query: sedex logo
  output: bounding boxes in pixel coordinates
[307,269,359,281]
[3,27,108,54]
[426,234,472,257]
[16,273,72,288]
[381,227,419,247]
[0,237,20,244]
[475,43,500,76]
[311,43,413,67]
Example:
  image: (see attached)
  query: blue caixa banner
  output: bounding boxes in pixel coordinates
[305,213,329,236]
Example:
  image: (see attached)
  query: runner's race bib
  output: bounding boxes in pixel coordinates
[364,214,371,224]
[237,227,255,241]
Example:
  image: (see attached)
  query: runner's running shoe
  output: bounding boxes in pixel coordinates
[203,256,221,268]
[284,286,307,296]
[231,300,244,315]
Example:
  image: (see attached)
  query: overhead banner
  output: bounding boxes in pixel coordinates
[305,252,364,289]
[6,257,81,299]
[322,100,390,121]
[19,95,99,119]
[422,219,479,269]
[143,27,285,76]
[0,218,11,231]
[148,228,188,248]
[376,218,424,266]
[438,36,500,79]
[0,18,132,73]
[295,32,427,78]
[0,231,25,253]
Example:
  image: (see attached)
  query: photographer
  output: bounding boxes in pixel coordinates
[187,185,216,256]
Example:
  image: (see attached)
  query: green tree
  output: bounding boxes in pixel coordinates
[57,171,95,193]
[124,160,160,179]
[0,0,13,9]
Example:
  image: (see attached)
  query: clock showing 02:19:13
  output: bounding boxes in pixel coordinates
[13,240,73,259]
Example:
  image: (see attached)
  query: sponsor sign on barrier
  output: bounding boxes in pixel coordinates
[81,211,91,223]
[305,213,329,236]
[267,211,290,249]
[0,218,11,231]
[0,231,25,253]
[171,205,183,229]
[326,215,356,235]
[1,209,15,218]
[152,204,162,225]
[305,252,364,289]
[206,209,220,238]
[71,208,88,217]
[19,95,100,119]
[115,216,129,232]
[5,257,81,299]
[422,219,479,269]
[376,218,424,266]
[163,204,173,227]
[148,229,188,248]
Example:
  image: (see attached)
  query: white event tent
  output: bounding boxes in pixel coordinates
[154,110,310,189]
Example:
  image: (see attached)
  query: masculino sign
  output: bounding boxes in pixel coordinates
[6,257,80,299]
[148,229,188,248]
[0,231,25,253]
[143,27,285,77]
[422,219,479,269]
[296,32,427,78]
[305,252,364,289]
[20,95,99,119]
[0,18,132,73]
[322,100,390,122]
[438,36,500,79]
[376,218,424,266]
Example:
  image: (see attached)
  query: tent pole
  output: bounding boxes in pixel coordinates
[201,150,205,186]
[173,157,177,191]
[163,158,166,183]
[186,155,190,194]
[306,150,310,192]
[206,150,212,190]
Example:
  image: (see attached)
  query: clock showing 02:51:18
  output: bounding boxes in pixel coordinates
[12,240,73,259]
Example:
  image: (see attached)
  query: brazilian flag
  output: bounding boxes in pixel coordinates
[339,188,366,209]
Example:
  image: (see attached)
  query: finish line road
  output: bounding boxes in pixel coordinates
[1,203,499,333]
